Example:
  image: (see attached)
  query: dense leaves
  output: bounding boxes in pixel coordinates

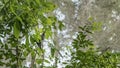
[0,0,58,68]
[1,0,120,68]
[65,25,120,68]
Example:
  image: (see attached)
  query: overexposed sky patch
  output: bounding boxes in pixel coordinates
[54,8,65,21]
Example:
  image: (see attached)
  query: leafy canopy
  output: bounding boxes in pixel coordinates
[0,0,62,68]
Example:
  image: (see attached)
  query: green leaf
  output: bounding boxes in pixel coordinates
[36,59,42,64]
[44,59,50,63]
[46,18,53,25]
[23,50,28,57]
[10,4,24,25]
[36,48,42,55]
[31,50,35,57]
[30,36,35,44]
[88,17,93,21]
[13,22,20,39]
[25,35,29,46]
[10,5,16,15]
[45,28,52,39]
[62,62,67,64]
[58,21,64,30]
[33,28,41,42]
[5,44,8,49]
[92,22,102,31]
[35,0,40,5]
[51,48,55,57]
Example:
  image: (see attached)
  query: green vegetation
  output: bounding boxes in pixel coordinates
[0,0,59,68]
[65,25,120,68]
[0,0,120,68]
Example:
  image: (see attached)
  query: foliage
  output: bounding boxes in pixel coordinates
[1,0,120,68]
[88,17,103,32]
[65,25,120,68]
[0,0,60,68]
